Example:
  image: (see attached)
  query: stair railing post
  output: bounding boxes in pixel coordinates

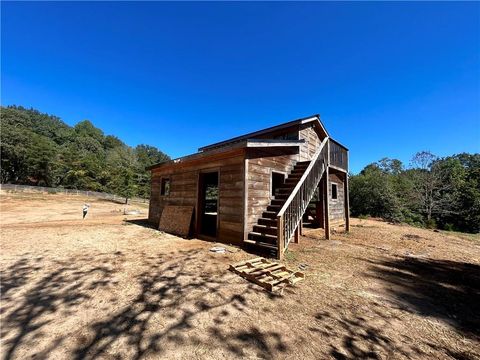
[277,215,284,260]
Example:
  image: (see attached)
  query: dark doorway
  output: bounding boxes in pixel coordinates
[271,172,285,197]
[198,171,219,238]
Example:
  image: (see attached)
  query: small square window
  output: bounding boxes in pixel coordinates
[161,178,170,196]
[331,183,338,200]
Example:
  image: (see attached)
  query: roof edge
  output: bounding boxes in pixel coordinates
[198,114,322,152]
[146,138,306,171]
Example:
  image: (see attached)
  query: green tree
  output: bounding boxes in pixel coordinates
[1,105,170,198]
[26,134,58,186]
[107,147,140,203]
[350,163,402,221]
[350,151,480,233]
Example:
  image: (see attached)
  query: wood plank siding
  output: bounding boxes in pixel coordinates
[298,123,323,161]
[248,123,325,162]
[328,172,346,226]
[245,148,298,234]
[148,149,245,245]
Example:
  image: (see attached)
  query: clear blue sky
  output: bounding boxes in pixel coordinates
[2,2,479,173]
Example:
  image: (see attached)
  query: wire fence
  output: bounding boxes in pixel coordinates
[0,183,149,204]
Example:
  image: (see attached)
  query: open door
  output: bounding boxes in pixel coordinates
[198,171,219,238]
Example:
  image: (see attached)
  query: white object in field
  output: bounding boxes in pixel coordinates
[210,246,226,254]
[82,203,90,219]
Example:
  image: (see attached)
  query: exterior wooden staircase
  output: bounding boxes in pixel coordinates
[245,137,329,259]
[245,161,311,257]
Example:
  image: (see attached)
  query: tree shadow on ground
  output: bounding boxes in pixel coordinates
[309,301,480,359]
[309,303,419,359]
[1,252,118,360]
[0,256,43,302]
[1,249,287,360]
[365,256,480,338]
[73,249,285,360]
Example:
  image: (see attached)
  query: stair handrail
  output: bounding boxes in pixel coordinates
[277,137,329,218]
[276,136,329,257]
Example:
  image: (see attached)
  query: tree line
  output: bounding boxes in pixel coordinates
[1,105,170,201]
[349,151,480,233]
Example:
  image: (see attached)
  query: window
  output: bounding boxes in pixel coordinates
[161,178,170,196]
[331,183,338,200]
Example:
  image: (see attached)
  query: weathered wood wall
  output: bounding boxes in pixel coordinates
[329,172,346,225]
[148,149,245,245]
[299,123,322,161]
[251,123,323,163]
[218,160,245,244]
[149,172,163,224]
[245,148,298,234]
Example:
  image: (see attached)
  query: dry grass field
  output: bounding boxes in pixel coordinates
[1,192,479,360]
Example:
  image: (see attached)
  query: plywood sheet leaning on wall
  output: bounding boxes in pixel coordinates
[159,205,194,238]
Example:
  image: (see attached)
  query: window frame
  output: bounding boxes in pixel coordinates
[160,177,171,196]
[331,182,338,201]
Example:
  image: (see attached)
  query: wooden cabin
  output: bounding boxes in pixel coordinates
[147,114,349,259]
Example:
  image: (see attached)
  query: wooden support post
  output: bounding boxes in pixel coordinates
[324,169,331,240]
[299,218,303,236]
[344,171,350,232]
[316,198,324,228]
[277,216,284,260]
[293,225,299,244]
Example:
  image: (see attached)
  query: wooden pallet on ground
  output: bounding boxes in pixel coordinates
[229,257,304,292]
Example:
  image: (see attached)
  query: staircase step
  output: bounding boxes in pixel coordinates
[274,194,289,200]
[285,178,300,184]
[258,218,277,226]
[253,224,278,236]
[289,173,304,179]
[244,239,277,251]
[270,199,285,206]
[291,168,306,173]
[292,167,308,172]
[262,211,278,219]
[297,161,311,166]
[267,204,281,212]
[248,232,277,244]
[277,187,294,194]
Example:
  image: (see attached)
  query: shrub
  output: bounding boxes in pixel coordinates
[444,223,455,231]
[425,218,437,229]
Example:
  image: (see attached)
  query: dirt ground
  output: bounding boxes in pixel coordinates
[1,192,479,360]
